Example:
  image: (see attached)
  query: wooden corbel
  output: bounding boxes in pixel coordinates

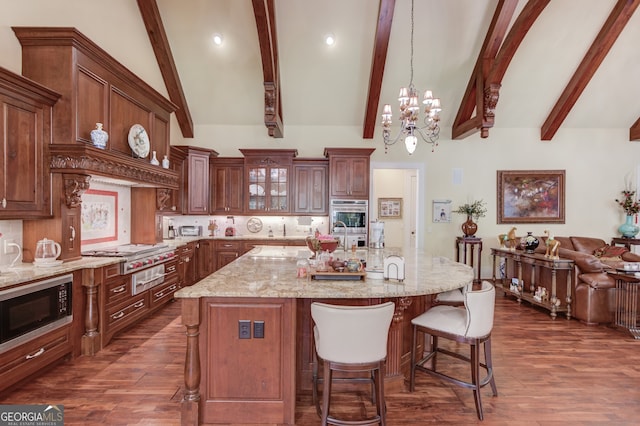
[63,174,91,208]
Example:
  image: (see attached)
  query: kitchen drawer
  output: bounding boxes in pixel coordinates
[105,293,149,337]
[0,324,72,393]
[179,243,195,256]
[104,275,131,307]
[215,240,243,251]
[165,257,178,277]
[150,278,180,309]
[103,263,123,280]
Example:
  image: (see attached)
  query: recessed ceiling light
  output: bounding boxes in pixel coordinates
[212,33,224,46]
[324,33,335,46]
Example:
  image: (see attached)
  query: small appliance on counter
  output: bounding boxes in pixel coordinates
[179,225,202,237]
[225,216,237,237]
[369,220,384,249]
[167,219,176,239]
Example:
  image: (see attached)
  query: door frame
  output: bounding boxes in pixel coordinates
[370,162,425,249]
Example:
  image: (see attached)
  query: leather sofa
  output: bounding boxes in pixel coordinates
[535,236,640,325]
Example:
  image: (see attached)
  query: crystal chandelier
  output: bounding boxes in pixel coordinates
[381,0,442,154]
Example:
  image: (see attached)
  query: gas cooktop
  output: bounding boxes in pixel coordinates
[81,244,168,257]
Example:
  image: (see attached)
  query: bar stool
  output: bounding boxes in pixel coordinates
[410,281,497,420]
[433,281,473,306]
[311,301,395,426]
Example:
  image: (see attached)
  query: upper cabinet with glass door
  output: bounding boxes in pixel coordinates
[240,149,297,214]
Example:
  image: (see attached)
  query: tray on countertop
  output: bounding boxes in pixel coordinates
[311,271,366,281]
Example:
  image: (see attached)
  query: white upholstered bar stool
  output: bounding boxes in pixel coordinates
[410,281,497,420]
[433,281,473,306]
[311,301,395,426]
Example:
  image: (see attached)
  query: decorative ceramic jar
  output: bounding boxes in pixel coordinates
[346,258,363,273]
[90,122,108,149]
[461,216,478,237]
[521,232,539,253]
[162,155,170,169]
[618,215,639,238]
[150,151,160,166]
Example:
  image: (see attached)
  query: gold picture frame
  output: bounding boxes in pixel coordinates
[378,198,403,218]
[497,170,565,224]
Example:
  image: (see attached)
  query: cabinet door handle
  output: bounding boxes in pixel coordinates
[133,301,144,308]
[70,226,76,241]
[1,198,6,208]
[112,311,125,320]
[154,290,165,298]
[25,347,45,360]
[111,285,126,294]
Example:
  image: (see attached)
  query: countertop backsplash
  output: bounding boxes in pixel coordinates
[164,215,330,239]
[0,219,23,268]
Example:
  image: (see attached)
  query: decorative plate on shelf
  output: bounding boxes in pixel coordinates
[247,217,263,233]
[127,124,150,158]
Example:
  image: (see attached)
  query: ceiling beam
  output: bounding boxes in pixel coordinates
[363,0,396,139]
[136,0,194,138]
[252,0,283,138]
[631,117,640,140]
[452,0,519,140]
[541,0,640,141]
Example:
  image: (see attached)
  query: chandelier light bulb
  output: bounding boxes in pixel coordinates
[405,135,417,154]
[324,33,335,46]
[212,33,224,46]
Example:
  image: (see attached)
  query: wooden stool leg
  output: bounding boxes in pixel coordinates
[471,342,483,420]
[484,337,498,396]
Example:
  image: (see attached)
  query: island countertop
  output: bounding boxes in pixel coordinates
[174,245,473,299]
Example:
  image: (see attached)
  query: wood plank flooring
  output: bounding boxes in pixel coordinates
[1,295,639,425]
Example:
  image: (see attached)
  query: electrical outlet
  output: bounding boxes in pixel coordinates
[238,320,251,339]
[254,321,264,339]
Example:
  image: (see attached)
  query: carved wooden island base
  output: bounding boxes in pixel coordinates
[175,246,473,425]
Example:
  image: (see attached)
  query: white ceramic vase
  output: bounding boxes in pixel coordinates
[90,123,108,149]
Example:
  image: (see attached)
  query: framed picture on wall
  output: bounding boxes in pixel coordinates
[497,170,565,224]
[433,199,452,223]
[81,189,119,244]
[378,198,403,218]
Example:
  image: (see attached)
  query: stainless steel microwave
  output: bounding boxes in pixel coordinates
[0,274,73,352]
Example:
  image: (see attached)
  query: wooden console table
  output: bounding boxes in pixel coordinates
[456,237,482,284]
[611,237,640,252]
[607,271,640,339]
[491,248,574,319]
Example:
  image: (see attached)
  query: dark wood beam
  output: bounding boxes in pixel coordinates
[252,0,283,138]
[541,0,640,141]
[631,117,640,140]
[136,0,194,138]
[363,0,396,139]
[452,0,519,140]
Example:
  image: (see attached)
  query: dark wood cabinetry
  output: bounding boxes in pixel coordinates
[210,158,244,214]
[0,66,59,219]
[178,243,197,287]
[215,240,243,270]
[240,149,297,214]
[196,239,215,280]
[324,148,374,199]
[293,159,328,215]
[172,146,218,215]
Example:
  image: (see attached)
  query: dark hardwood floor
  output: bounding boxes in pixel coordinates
[1,294,639,425]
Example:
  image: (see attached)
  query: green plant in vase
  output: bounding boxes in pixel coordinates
[615,190,640,238]
[453,200,487,237]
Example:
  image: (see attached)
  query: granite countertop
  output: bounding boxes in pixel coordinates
[0,257,122,290]
[174,246,473,299]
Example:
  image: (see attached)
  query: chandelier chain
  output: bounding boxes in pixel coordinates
[409,0,414,88]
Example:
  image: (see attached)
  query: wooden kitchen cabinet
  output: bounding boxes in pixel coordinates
[240,149,297,214]
[172,146,219,215]
[178,242,197,287]
[215,240,243,271]
[293,159,328,215]
[0,66,59,219]
[210,158,244,214]
[324,148,375,199]
[196,239,215,280]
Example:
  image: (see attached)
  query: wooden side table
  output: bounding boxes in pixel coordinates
[611,237,640,252]
[456,237,482,284]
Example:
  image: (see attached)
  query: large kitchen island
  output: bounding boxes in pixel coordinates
[174,246,473,425]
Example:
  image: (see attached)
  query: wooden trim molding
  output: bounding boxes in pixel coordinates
[62,173,91,209]
[50,144,179,189]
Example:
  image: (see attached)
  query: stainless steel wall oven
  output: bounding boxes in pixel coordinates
[329,199,368,248]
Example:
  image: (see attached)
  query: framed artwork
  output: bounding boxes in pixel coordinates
[497,170,565,224]
[432,199,452,223]
[378,198,403,218]
[81,189,118,244]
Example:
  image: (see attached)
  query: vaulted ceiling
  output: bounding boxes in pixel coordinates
[138,0,640,143]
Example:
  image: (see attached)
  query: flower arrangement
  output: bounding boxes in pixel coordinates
[615,190,640,215]
[453,199,487,219]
